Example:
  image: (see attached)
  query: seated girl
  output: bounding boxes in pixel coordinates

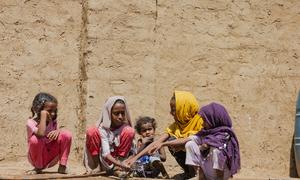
[83,96,135,178]
[152,102,240,180]
[26,92,72,174]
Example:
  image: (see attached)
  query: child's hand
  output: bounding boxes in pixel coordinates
[120,161,131,171]
[142,136,154,145]
[47,130,60,141]
[41,110,51,121]
[148,142,162,154]
[123,158,135,168]
[199,143,209,151]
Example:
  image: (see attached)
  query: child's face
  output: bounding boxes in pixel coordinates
[111,102,126,128]
[43,102,57,121]
[140,122,155,138]
[203,119,211,130]
[169,97,178,121]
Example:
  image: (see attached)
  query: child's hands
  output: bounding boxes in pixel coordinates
[47,130,60,141]
[199,143,209,151]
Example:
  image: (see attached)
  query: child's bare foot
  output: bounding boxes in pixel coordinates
[58,164,68,174]
[26,168,42,175]
[162,173,170,179]
[83,168,101,175]
[113,169,129,179]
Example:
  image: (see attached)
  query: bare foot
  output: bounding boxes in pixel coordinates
[173,173,186,180]
[58,164,68,174]
[83,168,101,175]
[162,173,170,179]
[26,168,42,175]
[114,169,130,179]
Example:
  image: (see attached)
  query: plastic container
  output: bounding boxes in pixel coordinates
[294,91,300,175]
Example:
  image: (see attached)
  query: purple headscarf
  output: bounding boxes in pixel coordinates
[197,102,240,176]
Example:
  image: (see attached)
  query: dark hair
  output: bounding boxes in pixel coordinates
[31,92,58,120]
[171,94,175,100]
[114,99,125,105]
[135,116,157,134]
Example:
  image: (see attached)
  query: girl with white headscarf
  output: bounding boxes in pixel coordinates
[83,96,135,177]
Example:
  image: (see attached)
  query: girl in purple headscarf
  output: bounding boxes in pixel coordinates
[152,102,240,180]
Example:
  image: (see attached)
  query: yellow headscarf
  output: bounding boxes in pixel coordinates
[166,91,203,138]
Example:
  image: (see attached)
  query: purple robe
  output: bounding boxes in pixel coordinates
[196,102,240,176]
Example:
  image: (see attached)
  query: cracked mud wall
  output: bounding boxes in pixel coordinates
[0,0,82,159]
[0,0,300,177]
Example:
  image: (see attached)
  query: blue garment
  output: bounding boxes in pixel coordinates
[138,155,150,164]
[134,155,161,177]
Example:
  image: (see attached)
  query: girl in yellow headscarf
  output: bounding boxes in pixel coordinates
[125,91,203,179]
[167,91,203,138]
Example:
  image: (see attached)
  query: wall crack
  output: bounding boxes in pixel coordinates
[76,0,88,159]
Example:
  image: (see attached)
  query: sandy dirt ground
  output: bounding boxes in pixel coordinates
[0,156,298,180]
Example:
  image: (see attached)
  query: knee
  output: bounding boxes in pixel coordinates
[122,126,135,138]
[28,135,40,147]
[60,130,72,141]
[185,141,196,150]
[86,126,98,138]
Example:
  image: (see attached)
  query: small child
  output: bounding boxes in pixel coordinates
[26,92,72,174]
[133,116,169,178]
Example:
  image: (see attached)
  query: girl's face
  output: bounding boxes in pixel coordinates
[43,102,57,121]
[203,119,211,130]
[170,96,178,121]
[111,102,126,128]
[140,122,155,138]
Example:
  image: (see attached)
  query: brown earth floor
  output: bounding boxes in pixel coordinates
[0,156,298,180]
